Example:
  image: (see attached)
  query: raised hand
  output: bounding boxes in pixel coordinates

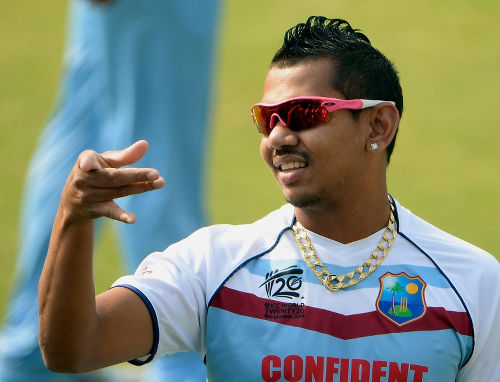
[60,140,165,224]
[39,140,163,371]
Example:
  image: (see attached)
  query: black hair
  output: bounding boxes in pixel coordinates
[271,16,403,163]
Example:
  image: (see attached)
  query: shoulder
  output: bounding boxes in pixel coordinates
[176,204,295,252]
[394,199,500,357]
[165,204,295,300]
[395,199,498,273]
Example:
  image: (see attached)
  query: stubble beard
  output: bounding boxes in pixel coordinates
[284,189,324,208]
[284,186,340,211]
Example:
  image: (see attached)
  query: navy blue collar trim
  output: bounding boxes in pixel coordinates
[207,216,295,308]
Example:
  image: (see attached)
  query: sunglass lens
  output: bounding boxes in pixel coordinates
[253,99,330,135]
[252,106,270,135]
[286,101,329,131]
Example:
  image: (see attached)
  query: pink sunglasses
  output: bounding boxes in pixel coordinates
[251,96,395,135]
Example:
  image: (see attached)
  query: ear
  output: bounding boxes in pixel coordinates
[365,103,400,153]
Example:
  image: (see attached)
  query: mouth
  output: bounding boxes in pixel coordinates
[278,161,307,171]
[272,150,310,170]
[272,152,309,185]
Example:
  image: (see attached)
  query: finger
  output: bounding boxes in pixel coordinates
[97,201,137,224]
[83,177,165,201]
[78,150,104,172]
[84,167,161,188]
[101,140,149,169]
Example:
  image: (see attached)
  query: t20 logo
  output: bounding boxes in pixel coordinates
[260,265,303,299]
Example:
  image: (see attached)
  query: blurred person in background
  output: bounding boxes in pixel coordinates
[0,0,221,381]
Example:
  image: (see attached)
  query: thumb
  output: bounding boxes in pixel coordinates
[79,150,104,172]
[101,140,149,169]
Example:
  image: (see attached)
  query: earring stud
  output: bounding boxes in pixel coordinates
[370,143,378,151]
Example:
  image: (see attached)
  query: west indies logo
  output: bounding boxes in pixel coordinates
[376,272,427,326]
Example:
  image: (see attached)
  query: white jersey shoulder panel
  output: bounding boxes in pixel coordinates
[395,200,500,380]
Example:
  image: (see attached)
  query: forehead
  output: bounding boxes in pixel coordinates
[260,58,343,104]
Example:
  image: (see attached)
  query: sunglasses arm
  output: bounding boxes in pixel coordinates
[323,99,363,111]
[324,99,395,111]
[360,100,396,109]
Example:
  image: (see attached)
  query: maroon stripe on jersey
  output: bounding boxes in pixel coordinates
[209,286,473,339]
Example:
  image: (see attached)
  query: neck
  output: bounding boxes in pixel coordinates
[294,189,391,244]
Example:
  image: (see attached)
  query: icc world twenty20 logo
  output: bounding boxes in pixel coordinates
[260,265,303,299]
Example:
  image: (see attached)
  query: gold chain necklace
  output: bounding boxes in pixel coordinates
[292,199,397,291]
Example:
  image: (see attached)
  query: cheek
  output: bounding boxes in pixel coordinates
[310,136,352,173]
[259,138,272,166]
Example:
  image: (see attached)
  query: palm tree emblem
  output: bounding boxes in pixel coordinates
[387,281,406,316]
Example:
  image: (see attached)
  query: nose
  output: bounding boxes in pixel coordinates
[265,121,300,150]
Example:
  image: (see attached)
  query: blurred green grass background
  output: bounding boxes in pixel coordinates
[1,0,499,322]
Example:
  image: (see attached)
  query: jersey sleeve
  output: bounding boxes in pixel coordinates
[456,254,500,381]
[111,234,208,364]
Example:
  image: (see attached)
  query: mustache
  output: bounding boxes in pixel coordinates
[273,148,312,163]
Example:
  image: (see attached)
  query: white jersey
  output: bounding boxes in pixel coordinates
[113,199,500,381]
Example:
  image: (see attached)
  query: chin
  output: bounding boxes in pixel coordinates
[284,194,322,208]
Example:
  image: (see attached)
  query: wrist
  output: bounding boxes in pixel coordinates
[56,204,95,230]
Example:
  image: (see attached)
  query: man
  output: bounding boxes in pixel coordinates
[1,0,219,380]
[38,16,499,381]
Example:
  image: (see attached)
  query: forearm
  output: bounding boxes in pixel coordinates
[38,141,163,372]
[38,206,98,373]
